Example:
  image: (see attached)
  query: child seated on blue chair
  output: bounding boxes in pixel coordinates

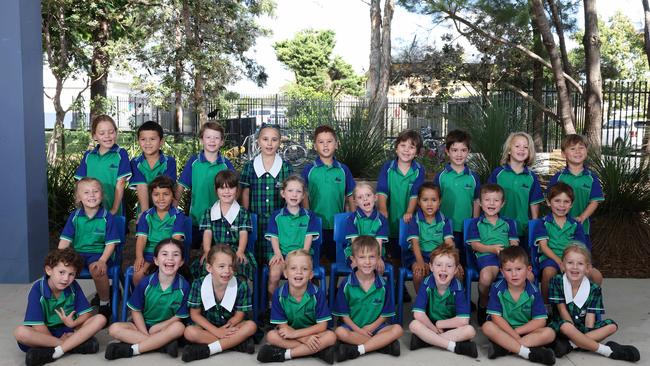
[466,183,522,325]
[333,236,403,361]
[409,245,477,358]
[533,182,603,301]
[341,182,389,273]
[265,175,320,299]
[58,177,120,320]
[404,183,455,292]
[133,176,186,286]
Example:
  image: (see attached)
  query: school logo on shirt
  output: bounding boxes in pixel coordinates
[521,183,530,189]
[464,183,473,189]
[299,223,308,227]
[93,227,106,235]
[334,177,342,183]
[582,183,591,189]
[372,298,383,306]
[109,163,118,169]
[522,303,531,314]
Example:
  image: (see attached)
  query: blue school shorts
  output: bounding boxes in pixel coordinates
[477,254,500,271]
[403,250,432,269]
[18,326,74,352]
[339,322,388,336]
[540,258,560,272]
[78,252,113,268]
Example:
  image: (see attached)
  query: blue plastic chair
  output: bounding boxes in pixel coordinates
[76,215,125,322]
[328,213,394,310]
[259,217,326,316]
[528,219,543,283]
[463,218,479,307]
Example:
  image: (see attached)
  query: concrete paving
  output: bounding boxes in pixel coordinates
[1,278,648,366]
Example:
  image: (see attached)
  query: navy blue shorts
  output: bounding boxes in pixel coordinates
[339,322,388,336]
[403,250,431,269]
[18,326,73,352]
[540,258,560,271]
[78,252,113,268]
[143,252,155,263]
[477,254,500,271]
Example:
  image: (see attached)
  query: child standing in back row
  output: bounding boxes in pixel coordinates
[75,114,131,216]
[377,129,426,262]
[488,132,544,247]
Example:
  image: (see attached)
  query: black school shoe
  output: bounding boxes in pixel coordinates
[487,341,510,359]
[257,345,286,363]
[377,340,401,356]
[454,341,478,358]
[159,340,179,358]
[315,345,335,364]
[71,336,100,354]
[181,343,211,362]
[337,343,360,362]
[550,336,572,358]
[409,334,428,351]
[233,337,255,354]
[25,348,55,366]
[98,304,112,324]
[105,342,133,360]
[477,306,488,326]
[528,347,556,365]
[607,341,641,362]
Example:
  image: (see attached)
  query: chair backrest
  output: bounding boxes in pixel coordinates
[528,219,542,276]
[333,212,353,265]
[398,219,410,268]
[463,218,479,273]
[183,216,192,262]
[113,216,126,266]
[249,213,257,253]
[312,216,323,268]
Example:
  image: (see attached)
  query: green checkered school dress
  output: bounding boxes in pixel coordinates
[187,276,252,326]
[240,158,293,264]
[190,206,256,280]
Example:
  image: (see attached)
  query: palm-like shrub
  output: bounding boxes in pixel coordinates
[47,157,80,247]
[335,108,386,179]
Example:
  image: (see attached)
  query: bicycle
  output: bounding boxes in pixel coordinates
[419,125,445,164]
[226,132,310,168]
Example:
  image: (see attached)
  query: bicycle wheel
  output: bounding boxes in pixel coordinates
[282,143,308,167]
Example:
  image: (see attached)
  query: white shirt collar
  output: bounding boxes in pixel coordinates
[210,200,240,225]
[562,274,590,308]
[253,154,283,178]
[200,274,239,312]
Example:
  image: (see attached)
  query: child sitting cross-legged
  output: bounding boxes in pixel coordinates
[334,236,403,361]
[548,243,640,362]
[408,245,477,358]
[482,246,556,365]
[14,248,106,366]
[258,249,337,364]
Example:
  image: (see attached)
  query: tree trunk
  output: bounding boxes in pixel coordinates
[546,0,573,77]
[173,18,184,138]
[641,0,650,160]
[531,13,545,151]
[90,17,110,123]
[366,0,381,99]
[368,0,394,132]
[583,0,603,148]
[531,0,576,134]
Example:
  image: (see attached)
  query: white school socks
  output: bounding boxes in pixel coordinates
[284,349,292,360]
[597,344,613,357]
[518,345,531,359]
[569,340,579,349]
[357,344,366,355]
[131,344,140,355]
[446,341,456,352]
[52,346,64,359]
[208,340,222,355]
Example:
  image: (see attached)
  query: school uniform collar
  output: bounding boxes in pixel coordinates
[424,274,462,293]
[137,151,167,165]
[541,214,579,227]
[503,164,530,174]
[561,165,593,176]
[415,209,445,224]
[149,271,183,291]
[314,156,341,168]
[562,274,590,308]
[200,274,238,312]
[210,201,240,224]
[91,144,120,154]
[198,150,225,164]
[144,206,181,218]
[40,276,74,299]
[444,163,470,175]
[388,158,420,172]
[355,207,380,220]
[348,269,385,289]
[278,281,318,298]
[280,207,308,217]
[478,214,506,226]
[253,154,283,178]
[77,207,108,220]
[494,278,539,296]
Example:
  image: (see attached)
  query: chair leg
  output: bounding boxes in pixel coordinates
[121,267,134,322]
[260,267,269,324]
[252,269,260,324]
[328,268,337,311]
[110,269,121,322]
[397,268,405,325]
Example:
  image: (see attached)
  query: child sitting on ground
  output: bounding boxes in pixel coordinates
[258,249,337,364]
[14,248,106,366]
[548,243,639,362]
[409,245,477,358]
[334,236,403,361]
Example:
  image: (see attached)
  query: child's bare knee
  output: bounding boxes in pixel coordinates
[266,330,282,343]
[389,324,404,338]
[334,326,348,338]
[409,319,422,333]
[183,325,200,341]
[13,326,30,342]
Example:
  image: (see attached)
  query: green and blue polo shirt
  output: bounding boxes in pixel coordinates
[332,270,395,327]
[270,282,331,329]
[23,277,94,329]
[178,151,235,226]
[487,279,547,328]
[127,271,190,326]
[59,207,121,254]
[433,164,481,232]
[412,275,470,321]
[376,159,426,237]
[406,210,454,253]
[301,157,356,230]
[188,276,251,327]
[265,207,320,258]
[488,165,544,236]
[129,151,177,187]
[533,214,587,262]
[75,144,132,215]
[136,207,186,254]
[465,215,519,258]
[341,208,389,258]
[548,167,604,234]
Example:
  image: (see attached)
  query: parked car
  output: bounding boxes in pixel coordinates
[267,112,287,125]
[246,109,273,127]
[601,120,644,149]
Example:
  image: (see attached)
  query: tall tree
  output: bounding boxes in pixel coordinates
[641,0,650,157]
[583,0,602,147]
[367,0,395,130]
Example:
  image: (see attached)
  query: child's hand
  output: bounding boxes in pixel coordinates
[55,308,76,328]
[376,258,385,275]
[89,260,107,276]
[413,262,428,277]
[200,251,209,265]
[109,208,118,215]
[269,253,284,266]
[278,326,296,339]
[429,323,442,334]
[360,325,375,337]
[402,212,413,223]
[302,335,321,351]
[575,215,585,223]
[236,250,247,264]
[492,245,504,255]
[134,256,145,272]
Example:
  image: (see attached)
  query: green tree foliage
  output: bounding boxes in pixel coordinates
[274,29,365,98]
[570,11,648,80]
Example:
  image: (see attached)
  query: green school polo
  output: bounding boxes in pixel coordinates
[183,158,230,225]
[469,217,513,258]
[25,282,94,328]
[306,165,348,230]
[437,168,479,232]
[61,212,118,254]
[131,281,187,326]
[277,291,319,329]
[415,217,450,252]
[333,278,391,327]
[272,213,314,256]
[494,288,536,328]
[493,169,543,236]
[383,166,419,236]
[343,214,387,258]
[538,219,580,261]
[426,286,458,321]
[83,151,129,212]
[556,171,603,234]
[130,156,170,186]
[136,211,184,253]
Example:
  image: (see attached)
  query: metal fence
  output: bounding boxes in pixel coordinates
[68,80,650,154]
